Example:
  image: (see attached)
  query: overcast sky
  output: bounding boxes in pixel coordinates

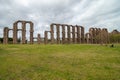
[0,0,120,38]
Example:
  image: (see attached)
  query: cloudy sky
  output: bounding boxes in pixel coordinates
[0,0,120,38]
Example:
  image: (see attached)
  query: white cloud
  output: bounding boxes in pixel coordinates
[0,0,120,38]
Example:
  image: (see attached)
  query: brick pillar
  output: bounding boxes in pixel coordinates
[13,22,18,44]
[81,27,84,43]
[85,33,88,44]
[37,34,40,44]
[44,31,48,44]
[76,25,80,44]
[62,25,65,44]
[22,22,26,44]
[3,27,9,44]
[98,28,102,44]
[50,24,54,44]
[72,26,75,43]
[56,24,60,44]
[67,25,71,44]
[30,22,34,44]
[101,28,109,44]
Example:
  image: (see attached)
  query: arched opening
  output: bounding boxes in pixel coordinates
[17,22,22,44]
[53,25,57,43]
[85,33,91,44]
[75,26,77,43]
[26,23,30,44]
[48,31,51,43]
[8,30,13,44]
[59,25,62,43]
[65,25,68,43]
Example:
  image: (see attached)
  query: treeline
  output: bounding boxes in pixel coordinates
[109,34,120,43]
[0,34,120,44]
[0,38,23,44]
[0,38,3,43]
[0,38,13,44]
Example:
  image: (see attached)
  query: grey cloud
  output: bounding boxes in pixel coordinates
[0,0,120,38]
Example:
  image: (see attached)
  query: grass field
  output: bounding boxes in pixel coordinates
[0,44,120,80]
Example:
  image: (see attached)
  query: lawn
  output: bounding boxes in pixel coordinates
[0,44,120,80]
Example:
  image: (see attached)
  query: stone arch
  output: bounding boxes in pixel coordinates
[13,20,34,44]
[50,23,64,44]
[76,25,84,44]
[3,27,9,44]
[8,29,13,44]
[89,28,95,43]
[44,31,51,44]
[85,33,92,44]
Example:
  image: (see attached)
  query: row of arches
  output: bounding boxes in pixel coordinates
[3,20,110,44]
[44,23,84,44]
[3,20,34,44]
[85,28,109,44]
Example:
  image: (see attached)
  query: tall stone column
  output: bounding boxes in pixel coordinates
[22,22,26,44]
[101,28,109,44]
[67,25,71,44]
[81,27,84,43]
[50,24,54,44]
[13,22,18,44]
[97,28,101,44]
[76,26,80,43]
[85,33,89,44]
[44,31,48,44]
[37,34,41,44]
[75,32,77,43]
[105,29,109,44]
[56,24,60,44]
[3,27,9,44]
[30,22,34,44]
[62,25,65,44]
[72,26,76,43]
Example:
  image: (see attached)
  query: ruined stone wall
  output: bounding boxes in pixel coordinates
[45,23,85,44]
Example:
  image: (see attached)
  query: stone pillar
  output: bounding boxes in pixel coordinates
[72,26,76,43]
[101,28,109,44]
[44,31,48,44]
[22,22,26,44]
[76,25,80,43]
[3,27,9,44]
[67,25,71,44]
[105,29,109,44]
[81,27,84,43]
[13,22,18,44]
[50,24,54,44]
[30,22,34,44]
[37,34,41,44]
[62,25,65,44]
[97,28,101,44]
[93,28,96,44]
[70,26,73,43]
[85,33,88,44]
[56,24,60,44]
[89,28,93,44]
[75,32,77,43]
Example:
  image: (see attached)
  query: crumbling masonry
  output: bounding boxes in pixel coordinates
[3,20,110,44]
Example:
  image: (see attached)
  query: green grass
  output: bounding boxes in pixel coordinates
[0,44,120,80]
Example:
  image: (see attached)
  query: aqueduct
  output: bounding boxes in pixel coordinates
[46,23,85,44]
[3,20,110,44]
[3,20,34,44]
